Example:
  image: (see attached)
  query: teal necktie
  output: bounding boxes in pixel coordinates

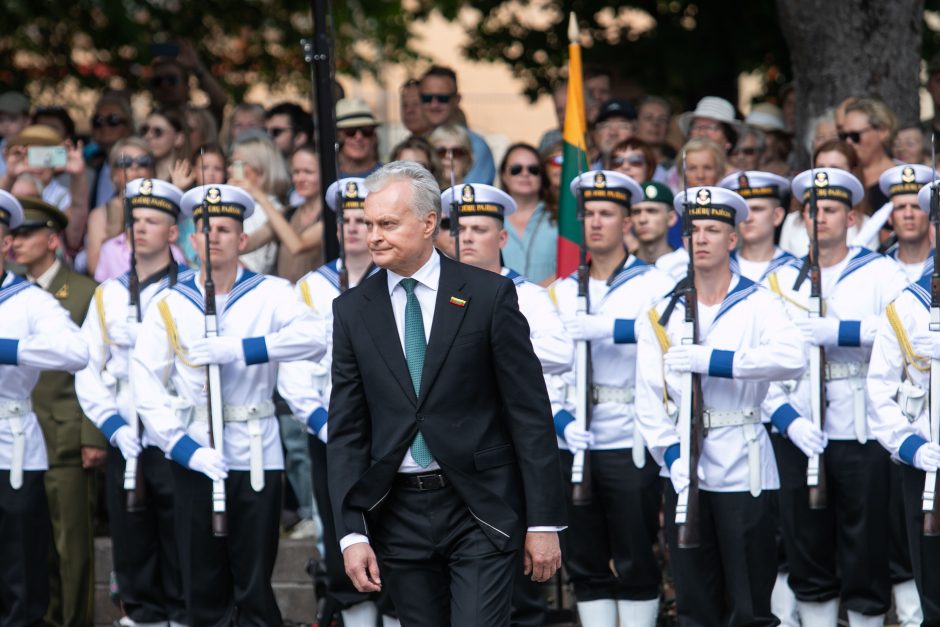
[400,278,433,468]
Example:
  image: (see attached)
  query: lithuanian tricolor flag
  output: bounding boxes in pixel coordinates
[556,12,589,278]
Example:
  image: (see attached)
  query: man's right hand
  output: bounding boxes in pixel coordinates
[343,542,382,593]
[189,447,228,481]
[786,417,827,458]
[111,425,142,460]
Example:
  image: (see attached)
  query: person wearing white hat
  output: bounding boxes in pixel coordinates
[634,185,806,626]
[745,103,793,176]
[336,98,382,179]
[868,179,940,627]
[0,189,89,627]
[764,168,908,627]
[678,96,746,155]
[877,164,936,281]
[74,177,191,627]
[548,171,671,626]
[130,184,327,626]
[441,181,572,626]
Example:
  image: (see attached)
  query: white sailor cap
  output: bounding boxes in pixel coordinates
[879,164,935,200]
[719,170,790,202]
[326,178,368,212]
[917,180,940,214]
[125,178,184,220]
[180,184,255,222]
[568,170,643,208]
[0,189,24,230]
[441,183,516,219]
[673,186,749,227]
[791,168,863,207]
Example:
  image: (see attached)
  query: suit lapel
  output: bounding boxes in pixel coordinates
[417,257,468,406]
[360,270,418,405]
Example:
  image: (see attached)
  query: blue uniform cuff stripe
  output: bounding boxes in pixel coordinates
[242,336,269,365]
[553,410,575,439]
[899,434,929,466]
[170,435,202,467]
[708,350,735,378]
[838,321,861,347]
[101,414,128,441]
[0,339,18,365]
[613,319,636,344]
[307,407,328,433]
[664,443,680,469]
[770,404,801,434]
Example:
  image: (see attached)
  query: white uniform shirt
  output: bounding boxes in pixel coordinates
[655,248,689,283]
[131,269,326,470]
[730,247,799,284]
[888,249,932,283]
[75,264,195,447]
[634,274,806,491]
[0,272,89,471]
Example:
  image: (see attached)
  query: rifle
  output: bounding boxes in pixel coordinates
[924,134,940,535]
[665,151,704,548]
[570,168,593,506]
[803,167,828,510]
[335,183,348,291]
[449,153,460,261]
[200,183,227,537]
[122,164,146,512]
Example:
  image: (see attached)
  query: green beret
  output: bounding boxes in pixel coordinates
[639,181,673,205]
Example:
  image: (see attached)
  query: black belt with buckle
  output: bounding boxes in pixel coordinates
[395,470,449,491]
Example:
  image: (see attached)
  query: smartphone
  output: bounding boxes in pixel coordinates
[150,42,180,59]
[232,160,245,180]
[27,146,67,169]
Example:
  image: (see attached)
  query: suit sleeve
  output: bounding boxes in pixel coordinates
[490,278,567,527]
[326,297,373,539]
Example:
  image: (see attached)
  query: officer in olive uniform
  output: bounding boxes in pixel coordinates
[11,196,106,627]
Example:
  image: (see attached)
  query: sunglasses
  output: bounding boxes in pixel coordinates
[151,75,181,88]
[267,126,293,139]
[140,124,168,139]
[508,164,541,176]
[92,113,127,129]
[421,93,455,104]
[732,146,763,157]
[436,146,468,159]
[838,126,873,144]
[340,126,376,139]
[114,155,155,169]
[611,155,646,168]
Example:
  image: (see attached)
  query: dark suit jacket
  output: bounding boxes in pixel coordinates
[327,253,567,552]
[32,263,107,466]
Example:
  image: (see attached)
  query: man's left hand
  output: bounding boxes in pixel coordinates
[523,531,561,582]
[81,446,107,469]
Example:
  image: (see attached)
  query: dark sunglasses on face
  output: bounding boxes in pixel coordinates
[508,164,541,176]
[92,113,126,129]
[114,155,155,169]
[435,146,468,159]
[610,155,645,168]
[340,126,376,139]
[151,75,181,89]
[140,124,167,139]
[267,127,293,139]
[421,93,454,104]
[838,127,872,144]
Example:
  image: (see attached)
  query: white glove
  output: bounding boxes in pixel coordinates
[316,423,328,444]
[111,424,142,460]
[562,422,595,454]
[189,447,228,481]
[786,417,827,458]
[663,345,712,374]
[669,454,706,494]
[794,317,840,347]
[562,314,614,342]
[110,321,140,348]
[188,337,244,366]
[914,442,940,472]
[911,332,940,360]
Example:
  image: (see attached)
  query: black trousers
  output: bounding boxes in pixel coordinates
[900,463,940,626]
[773,436,891,615]
[889,461,915,584]
[172,465,282,627]
[372,481,517,627]
[663,481,778,627]
[560,449,662,602]
[0,470,50,627]
[105,446,185,623]
[510,550,546,627]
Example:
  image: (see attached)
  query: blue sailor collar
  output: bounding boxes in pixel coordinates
[0,272,33,307]
[907,272,932,311]
[316,258,380,291]
[730,247,800,282]
[502,267,529,287]
[672,273,758,325]
[564,255,650,297]
[172,267,265,315]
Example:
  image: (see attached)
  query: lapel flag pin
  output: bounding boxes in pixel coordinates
[449,296,467,307]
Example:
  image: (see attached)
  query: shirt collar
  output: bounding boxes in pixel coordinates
[30,258,62,290]
[386,249,440,295]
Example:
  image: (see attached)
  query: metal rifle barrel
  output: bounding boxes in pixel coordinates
[806,170,828,510]
[924,140,940,534]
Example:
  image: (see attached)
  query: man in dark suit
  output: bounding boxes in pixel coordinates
[328,161,566,627]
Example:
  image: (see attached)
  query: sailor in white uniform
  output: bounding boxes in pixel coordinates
[634,185,805,626]
[549,170,672,627]
[131,184,326,626]
[0,190,89,627]
[879,164,935,282]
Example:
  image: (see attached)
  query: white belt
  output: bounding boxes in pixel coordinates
[703,406,762,497]
[0,398,32,490]
[567,384,646,469]
[825,361,867,381]
[193,399,275,491]
[826,362,868,443]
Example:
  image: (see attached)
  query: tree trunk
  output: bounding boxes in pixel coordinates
[777,0,923,169]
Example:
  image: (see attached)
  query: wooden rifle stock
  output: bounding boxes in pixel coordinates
[677,276,704,549]
[806,173,828,510]
[571,260,594,505]
[924,159,940,535]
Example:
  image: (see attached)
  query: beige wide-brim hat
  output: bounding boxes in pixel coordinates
[745,102,791,135]
[677,96,746,138]
[335,98,379,129]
